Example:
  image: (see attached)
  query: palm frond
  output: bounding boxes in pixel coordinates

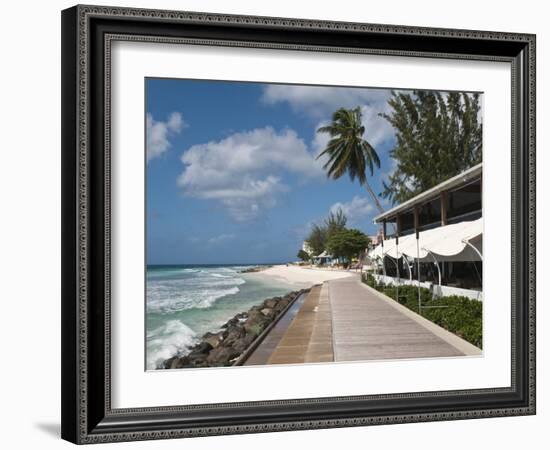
[315,107,382,213]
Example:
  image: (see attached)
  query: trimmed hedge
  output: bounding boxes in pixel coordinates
[363,273,482,349]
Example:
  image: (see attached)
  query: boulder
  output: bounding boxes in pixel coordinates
[274,298,290,311]
[186,354,207,366]
[206,346,240,366]
[169,356,190,369]
[190,359,208,368]
[221,312,248,329]
[224,326,245,346]
[243,311,270,336]
[163,356,178,369]
[244,309,262,321]
[231,333,256,353]
[266,296,282,307]
[260,307,276,318]
[263,298,278,308]
[221,317,237,329]
[244,321,268,337]
[187,341,213,359]
[203,331,224,348]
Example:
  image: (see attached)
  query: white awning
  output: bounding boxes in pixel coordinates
[370,233,415,259]
[369,218,483,262]
[316,251,332,258]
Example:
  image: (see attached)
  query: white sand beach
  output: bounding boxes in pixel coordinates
[254,264,355,286]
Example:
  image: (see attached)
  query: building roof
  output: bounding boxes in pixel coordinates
[316,251,332,258]
[373,163,482,224]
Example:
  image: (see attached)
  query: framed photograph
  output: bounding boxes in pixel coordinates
[61,4,536,444]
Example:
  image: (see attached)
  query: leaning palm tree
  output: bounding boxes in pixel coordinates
[316,107,385,214]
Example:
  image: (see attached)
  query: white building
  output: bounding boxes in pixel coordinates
[369,163,483,301]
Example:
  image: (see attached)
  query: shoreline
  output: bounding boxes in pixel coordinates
[162,288,311,369]
[247,264,354,286]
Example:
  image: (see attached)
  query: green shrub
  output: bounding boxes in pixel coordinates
[362,277,482,349]
[362,273,376,288]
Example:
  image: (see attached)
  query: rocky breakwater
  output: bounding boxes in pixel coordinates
[163,289,309,369]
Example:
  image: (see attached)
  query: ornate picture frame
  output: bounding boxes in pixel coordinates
[61,4,536,444]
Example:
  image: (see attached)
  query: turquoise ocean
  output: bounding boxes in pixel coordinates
[146,264,301,369]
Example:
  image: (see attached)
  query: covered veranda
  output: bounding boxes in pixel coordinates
[368,218,483,301]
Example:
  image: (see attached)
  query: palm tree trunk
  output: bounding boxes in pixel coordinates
[363,178,385,214]
[363,179,397,233]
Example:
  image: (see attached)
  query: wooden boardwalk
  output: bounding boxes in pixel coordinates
[329,276,467,361]
[243,275,480,366]
[243,289,309,366]
[244,284,333,365]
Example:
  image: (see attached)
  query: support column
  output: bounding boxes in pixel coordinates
[414,206,421,314]
[440,191,447,226]
[396,214,402,237]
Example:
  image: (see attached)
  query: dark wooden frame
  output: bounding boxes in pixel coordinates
[61,4,536,444]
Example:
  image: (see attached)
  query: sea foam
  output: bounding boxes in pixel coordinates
[147,320,197,369]
[147,267,245,313]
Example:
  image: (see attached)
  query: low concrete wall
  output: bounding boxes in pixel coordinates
[434,285,483,301]
[373,274,431,289]
[373,274,483,301]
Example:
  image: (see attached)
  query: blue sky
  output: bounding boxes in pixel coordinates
[146,78,398,265]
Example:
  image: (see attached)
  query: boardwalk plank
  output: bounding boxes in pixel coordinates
[329,276,464,361]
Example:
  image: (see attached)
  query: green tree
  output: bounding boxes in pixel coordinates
[324,208,347,239]
[326,229,370,263]
[380,91,482,204]
[316,107,384,213]
[297,249,310,262]
[305,209,349,257]
[305,223,327,257]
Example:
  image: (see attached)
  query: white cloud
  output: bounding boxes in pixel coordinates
[379,156,399,181]
[178,127,322,221]
[311,120,330,154]
[205,175,287,223]
[330,196,375,225]
[358,103,395,149]
[262,85,388,117]
[207,234,235,245]
[262,85,396,148]
[146,112,185,161]
[310,120,331,169]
